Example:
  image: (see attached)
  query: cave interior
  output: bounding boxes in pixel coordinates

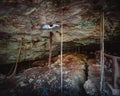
[0,0,120,96]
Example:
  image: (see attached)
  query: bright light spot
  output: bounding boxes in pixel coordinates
[42,24,60,30]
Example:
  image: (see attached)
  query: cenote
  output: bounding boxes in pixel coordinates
[0,0,120,96]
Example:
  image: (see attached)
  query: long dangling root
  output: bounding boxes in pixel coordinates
[100,11,105,92]
[7,38,23,78]
[48,32,53,69]
[60,8,64,96]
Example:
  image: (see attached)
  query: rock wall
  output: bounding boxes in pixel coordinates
[0,0,100,64]
[0,0,120,64]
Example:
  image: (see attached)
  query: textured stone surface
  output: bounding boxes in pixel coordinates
[0,1,99,64]
[0,54,88,96]
[0,0,120,64]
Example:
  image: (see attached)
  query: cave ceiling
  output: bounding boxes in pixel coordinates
[0,0,103,42]
[0,0,120,64]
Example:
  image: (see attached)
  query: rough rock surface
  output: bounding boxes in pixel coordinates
[0,54,88,96]
[0,0,120,63]
[83,63,101,96]
[84,79,97,96]
[0,0,100,64]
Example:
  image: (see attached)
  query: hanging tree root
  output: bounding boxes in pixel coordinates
[48,32,53,69]
[7,38,23,78]
[100,11,105,92]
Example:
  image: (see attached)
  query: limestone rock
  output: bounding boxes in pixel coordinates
[0,61,86,96]
[0,1,99,64]
[83,79,97,96]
